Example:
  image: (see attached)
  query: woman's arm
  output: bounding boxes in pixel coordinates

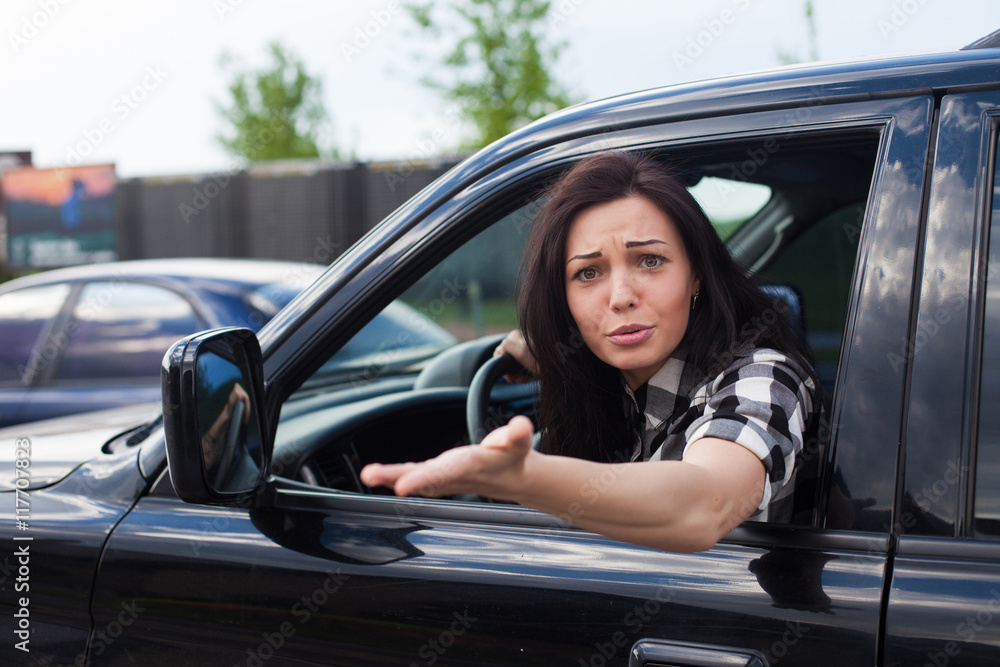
[359,416,765,553]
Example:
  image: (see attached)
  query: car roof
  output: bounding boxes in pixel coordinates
[514,46,1000,156]
[0,258,327,294]
[365,42,1000,240]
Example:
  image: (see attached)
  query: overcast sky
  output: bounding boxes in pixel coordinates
[1,0,997,178]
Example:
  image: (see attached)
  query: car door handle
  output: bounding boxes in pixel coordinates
[630,639,767,667]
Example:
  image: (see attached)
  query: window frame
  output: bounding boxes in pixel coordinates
[251,98,929,546]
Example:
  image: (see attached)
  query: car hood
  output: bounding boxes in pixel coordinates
[0,403,161,491]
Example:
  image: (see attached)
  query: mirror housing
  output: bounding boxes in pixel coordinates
[161,327,271,505]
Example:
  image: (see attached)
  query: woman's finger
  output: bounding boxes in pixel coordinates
[481,415,534,450]
[359,461,421,489]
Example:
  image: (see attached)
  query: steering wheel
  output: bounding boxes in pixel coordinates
[466,353,522,444]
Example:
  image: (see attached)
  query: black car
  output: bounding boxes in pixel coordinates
[0,259,456,427]
[3,35,1000,666]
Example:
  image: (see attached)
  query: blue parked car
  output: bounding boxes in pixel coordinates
[0,258,456,427]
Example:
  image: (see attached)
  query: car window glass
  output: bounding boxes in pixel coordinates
[973,130,1000,537]
[55,282,202,382]
[0,283,71,384]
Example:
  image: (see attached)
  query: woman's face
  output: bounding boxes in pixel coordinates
[564,195,700,390]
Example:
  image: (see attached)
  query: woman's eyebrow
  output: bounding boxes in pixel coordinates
[566,251,602,263]
[625,239,667,248]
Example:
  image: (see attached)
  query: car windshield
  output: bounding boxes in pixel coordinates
[302,300,458,388]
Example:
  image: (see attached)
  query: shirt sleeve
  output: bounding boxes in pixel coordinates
[681,349,816,517]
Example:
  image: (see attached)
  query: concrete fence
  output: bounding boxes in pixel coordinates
[113,157,462,263]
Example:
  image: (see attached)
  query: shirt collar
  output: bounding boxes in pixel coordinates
[642,352,688,431]
[624,344,702,460]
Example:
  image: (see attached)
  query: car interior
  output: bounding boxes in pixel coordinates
[254,127,882,526]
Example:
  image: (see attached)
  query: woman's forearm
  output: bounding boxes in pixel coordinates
[514,439,764,552]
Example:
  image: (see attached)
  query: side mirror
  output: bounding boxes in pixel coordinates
[161,327,271,504]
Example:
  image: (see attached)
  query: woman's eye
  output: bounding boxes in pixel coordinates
[641,255,664,269]
[580,268,597,280]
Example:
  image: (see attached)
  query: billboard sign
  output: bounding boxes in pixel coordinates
[2,164,117,268]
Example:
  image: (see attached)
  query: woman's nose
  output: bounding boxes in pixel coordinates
[609,274,636,311]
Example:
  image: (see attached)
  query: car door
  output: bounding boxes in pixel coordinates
[883,91,1000,665]
[92,96,930,666]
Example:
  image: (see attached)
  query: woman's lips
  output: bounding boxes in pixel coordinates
[607,325,653,346]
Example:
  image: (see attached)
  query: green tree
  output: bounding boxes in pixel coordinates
[216,41,333,161]
[408,0,575,149]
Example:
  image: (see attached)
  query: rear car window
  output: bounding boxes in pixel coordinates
[54,282,203,381]
[0,283,71,384]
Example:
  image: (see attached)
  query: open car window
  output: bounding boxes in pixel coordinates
[298,130,875,393]
[274,126,880,528]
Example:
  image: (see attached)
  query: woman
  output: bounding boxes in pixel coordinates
[361,151,821,553]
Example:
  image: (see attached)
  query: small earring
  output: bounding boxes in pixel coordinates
[691,288,700,310]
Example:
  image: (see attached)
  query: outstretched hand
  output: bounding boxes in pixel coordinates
[360,415,536,501]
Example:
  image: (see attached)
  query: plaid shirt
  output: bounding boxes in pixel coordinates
[625,347,819,522]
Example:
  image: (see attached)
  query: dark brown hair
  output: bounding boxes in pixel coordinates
[517,151,813,462]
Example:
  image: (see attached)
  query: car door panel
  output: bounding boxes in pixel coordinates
[94,492,887,666]
[884,542,1000,667]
